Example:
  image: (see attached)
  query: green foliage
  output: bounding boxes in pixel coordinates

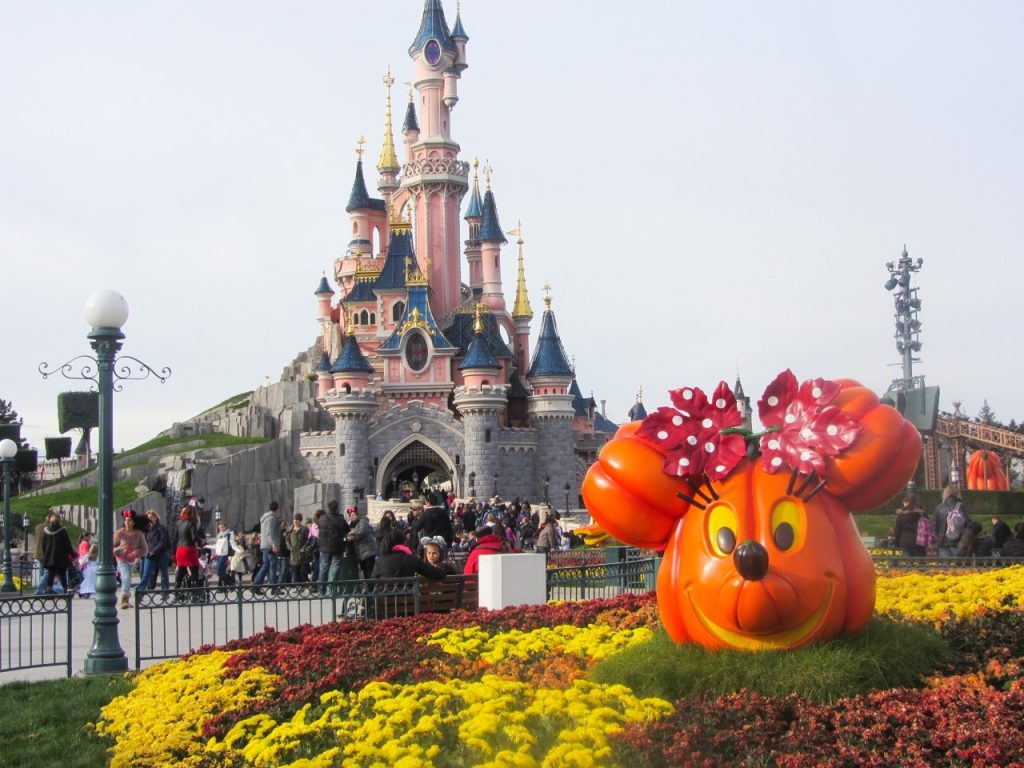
[0,397,22,427]
[118,432,268,459]
[56,391,99,433]
[589,618,949,705]
[0,675,133,768]
[12,480,138,539]
[978,399,998,425]
[44,437,72,460]
[857,488,1024,521]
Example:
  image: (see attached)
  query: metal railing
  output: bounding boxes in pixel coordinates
[133,578,421,669]
[0,594,73,678]
[872,554,1024,570]
[546,557,659,602]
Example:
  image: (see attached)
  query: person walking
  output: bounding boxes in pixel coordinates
[214,521,238,586]
[285,514,310,583]
[174,507,203,590]
[40,512,75,594]
[141,510,171,592]
[893,495,926,557]
[253,501,283,586]
[346,506,378,578]
[113,510,148,608]
[934,485,970,558]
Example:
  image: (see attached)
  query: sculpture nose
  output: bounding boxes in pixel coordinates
[734,540,769,581]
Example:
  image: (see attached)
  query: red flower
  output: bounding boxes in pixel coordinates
[757,370,860,475]
[639,382,745,481]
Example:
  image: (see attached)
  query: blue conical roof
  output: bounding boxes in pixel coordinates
[402,99,419,134]
[464,176,483,220]
[316,350,331,372]
[627,400,648,421]
[345,160,372,212]
[375,230,412,290]
[451,8,468,39]
[478,189,506,243]
[459,329,501,371]
[409,0,458,57]
[330,333,374,374]
[527,309,573,378]
[315,275,334,295]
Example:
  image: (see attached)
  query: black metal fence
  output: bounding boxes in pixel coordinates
[0,594,73,678]
[133,578,421,669]
[546,557,659,602]
[872,554,1024,570]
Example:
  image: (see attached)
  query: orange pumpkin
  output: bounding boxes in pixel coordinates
[583,377,921,651]
[966,450,1008,491]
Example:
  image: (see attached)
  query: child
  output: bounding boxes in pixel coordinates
[79,544,98,598]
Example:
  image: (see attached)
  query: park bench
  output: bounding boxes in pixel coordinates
[387,574,478,617]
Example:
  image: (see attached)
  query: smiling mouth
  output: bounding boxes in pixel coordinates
[687,577,835,651]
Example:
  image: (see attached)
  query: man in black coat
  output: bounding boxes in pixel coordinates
[317,500,351,583]
[412,499,454,547]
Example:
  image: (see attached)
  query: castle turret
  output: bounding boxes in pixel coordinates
[401,86,419,163]
[453,306,506,500]
[315,350,333,398]
[627,388,648,422]
[527,288,577,507]
[509,221,533,374]
[478,166,507,311]
[450,1,469,73]
[734,375,753,431]
[330,317,375,394]
[345,149,375,260]
[464,158,483,293]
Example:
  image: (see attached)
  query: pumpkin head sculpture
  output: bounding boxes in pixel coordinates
[582,370,921,651]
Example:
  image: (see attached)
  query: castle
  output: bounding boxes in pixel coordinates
[297,1,616,506]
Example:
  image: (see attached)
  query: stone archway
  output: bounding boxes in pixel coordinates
[379,437,456,500]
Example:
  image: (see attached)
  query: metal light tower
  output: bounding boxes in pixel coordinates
[40,290,169,674]
[883,246,925,392]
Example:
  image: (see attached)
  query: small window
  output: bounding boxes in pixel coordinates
[360,310,369,325]
[392,301,406,322]
[485,429,491,443]
[494,256,499,268]
[339,443,346,456]
[369,312,376,325]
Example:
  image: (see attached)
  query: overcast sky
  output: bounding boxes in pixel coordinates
[3,1,1022,455]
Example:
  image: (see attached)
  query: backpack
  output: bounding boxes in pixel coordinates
[916,515,937,548]
[946,502,967,542]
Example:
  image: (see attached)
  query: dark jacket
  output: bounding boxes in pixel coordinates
[413,506,453,547]
[146,522,170,558]
[992,520,1012,549]
[176,519,201,549]
[464,533,506,575]
[317,511,351,555]
[1001,536,1024,558]
[893,511,922,551]
[371,549,446,580]
[41,523,74,570]
[286,525,310,567]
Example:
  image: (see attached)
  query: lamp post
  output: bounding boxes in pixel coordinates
[469,471,476,498]
[1,438,18,593]
[564,482,570,515]
[544,475,550,506]
[40,290,169,674]
[493,471,498,498]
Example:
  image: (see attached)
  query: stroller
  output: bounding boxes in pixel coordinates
[175,550,212,603]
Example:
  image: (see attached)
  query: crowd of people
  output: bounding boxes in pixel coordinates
[888,484,1024,558]
[29,492,580,602]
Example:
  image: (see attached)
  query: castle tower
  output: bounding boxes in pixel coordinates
[627,388,648,422]
[345,140,380,261]
[734,376,753,431]
[527,287,578,507]
[453,305,507,499]
[403,0,470,319]
[314,272,335,358]
[478,166,507,311]
[509,221,533,374]
[464,159,484,293]
[321,320,379,501]
[401,86,419,164]
[377,68,401,202]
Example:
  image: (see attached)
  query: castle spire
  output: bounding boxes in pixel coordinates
[460,303,501,372]
[402,84,419,135]
[527,288,574,379]
[510,221,533,319]
[464,157,483,220]
[409,0,457,58]
[345,138,373,212]
[377,68,400,173]
[478,163,506,243]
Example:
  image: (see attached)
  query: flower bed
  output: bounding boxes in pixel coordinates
[94,567,1024,767]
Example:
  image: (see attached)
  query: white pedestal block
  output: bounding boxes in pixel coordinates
[478,553,547,610]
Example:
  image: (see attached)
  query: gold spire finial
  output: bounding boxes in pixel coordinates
[572,355,576,374]
[542,283,553,310]
[356,135,365,161]
[344,307,355,336]
[511,220,533,319]
[405,254,430,286]
[389,200,410,231]
[637,386,643,403]
[378,67,400,172]
[473,302,485,333]
[403,81,414,101]
[483,161,492,191]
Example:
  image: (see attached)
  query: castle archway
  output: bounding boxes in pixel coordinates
[377,435,460,500]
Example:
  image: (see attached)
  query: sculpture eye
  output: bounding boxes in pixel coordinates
[771,500,804,552]
[707,503,738,557]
